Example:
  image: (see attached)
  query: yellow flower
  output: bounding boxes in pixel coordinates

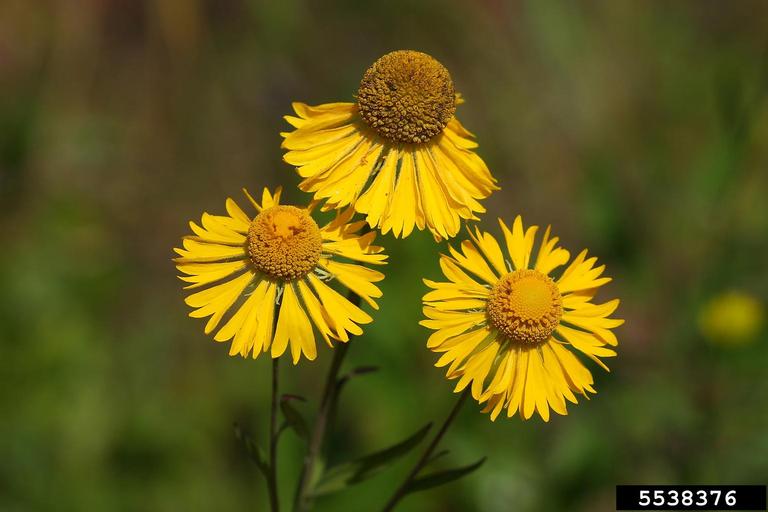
[421,216,623,421]
[699,290,764,345]
[281,50,498,240]
[174,187,387,363]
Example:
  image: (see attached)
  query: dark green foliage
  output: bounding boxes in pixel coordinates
[312,423,432,496]
[403,457,486,495]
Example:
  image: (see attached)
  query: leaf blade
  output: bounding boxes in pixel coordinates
[233,423,269,477]
[280,395,310,442]
[404,457,487,495]
[312,423,433,496]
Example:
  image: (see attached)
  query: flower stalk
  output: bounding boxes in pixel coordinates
[268,357,281,512]
[293,293,360,512]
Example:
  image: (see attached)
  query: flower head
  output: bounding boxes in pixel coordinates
[421,216,623,421]
[357,51,456,144]
[281,50,498,240]
[174,187,387,363]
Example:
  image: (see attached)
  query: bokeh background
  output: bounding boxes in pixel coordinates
[2,1,767,511]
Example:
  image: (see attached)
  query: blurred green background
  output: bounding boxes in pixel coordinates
[2,1,767,511]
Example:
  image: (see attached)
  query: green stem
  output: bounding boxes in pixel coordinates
[380,390,470,512]
[293,293,360,512]
[268,357,281,512]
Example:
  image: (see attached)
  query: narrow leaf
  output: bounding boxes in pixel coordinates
[312,423,432,496]
[336,365,380,394]
[347,365,380,377]
[404,457,486,495]
[233,423,269,477]
[425,449,450,467]
[280,395,309,441]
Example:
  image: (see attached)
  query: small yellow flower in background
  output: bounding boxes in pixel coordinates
[699,290,764,345]
[174,187,387,364]
[421,216,623,421]
[281,50,498,240]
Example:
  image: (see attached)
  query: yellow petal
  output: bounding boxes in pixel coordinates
[308,274,370,340]
[549,342,595,395]
[177,260,249,289]
[423,145,484,217]
[429,324,490,352]
[201,211,249,235]
[557,250,612,294]
[414,148,458,239]
[225,198,253,227]
[469,227,507,277]
[189,219,246,245]
[436,131,497,195]
[283,123,358,151]
[322,259,383,309]
[381,149,423,237]
[448,240,498,285]
[214,278,266,343]
[292,135,366,182]
[561,313,621,346]
[541,341,577,405]
[565,299,620,317]
[282,102,356,131]
[297,279,333,347]
[355,147,398,229]
[507,348,529,419]
[253,282,277,356]
[177,238,246,261]
[499,216,538,271]
[422,283,489,302]
[185,271,254,334]
[271,285,293,360]
[534,226,570,275]
[226,280,271,357]
[436,257,489,294]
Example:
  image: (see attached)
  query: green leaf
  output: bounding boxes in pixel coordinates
[425,449,450,467]
[280,394,309,442]
[309,457,326,490]
[233,423,269,477]
[312,423,432,497]
[404,457,486,495]
[346,365,379,377]
[336,365,380,394]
